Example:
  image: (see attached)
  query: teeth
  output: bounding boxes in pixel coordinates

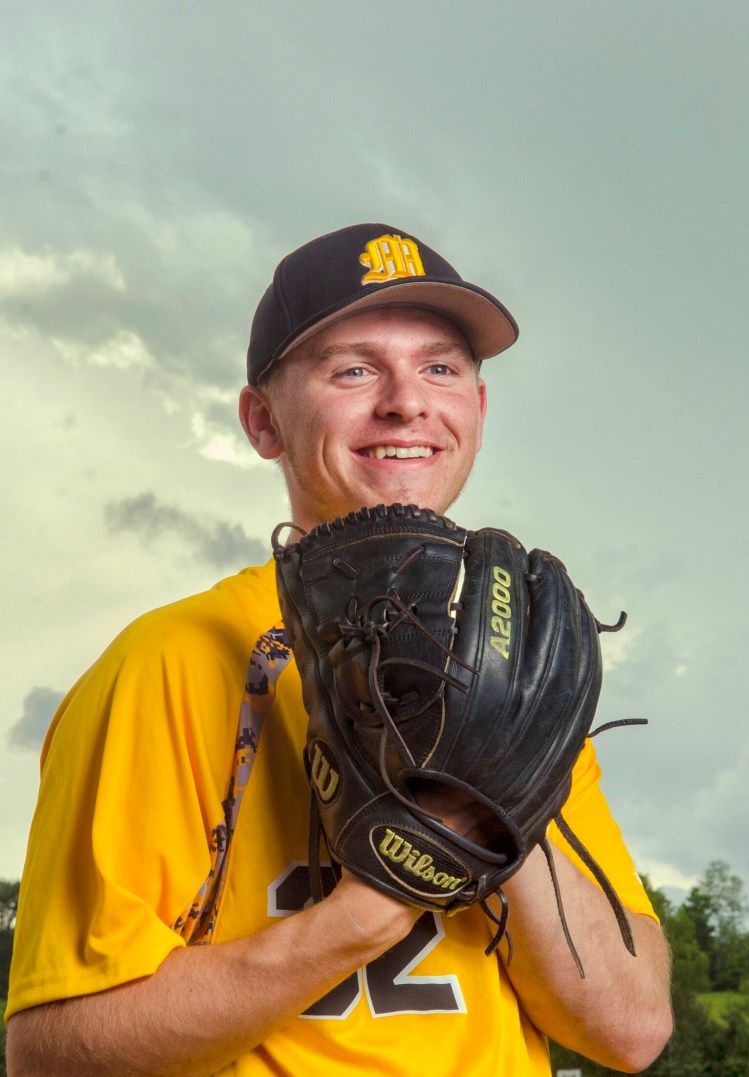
[367,445,434,459]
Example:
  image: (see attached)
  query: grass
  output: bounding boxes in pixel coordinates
[698,991,749,1026]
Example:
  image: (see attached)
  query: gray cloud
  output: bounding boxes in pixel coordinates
[104,492,268,569]
[591,621,749,892]
[7,687,65,750]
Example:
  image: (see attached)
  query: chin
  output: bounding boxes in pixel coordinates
[363,491,441,514]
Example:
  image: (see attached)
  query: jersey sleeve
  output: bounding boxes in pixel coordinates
[547,739,657,921]
[6,598,246,1019]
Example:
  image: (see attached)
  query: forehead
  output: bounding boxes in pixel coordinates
[290,306,473,362]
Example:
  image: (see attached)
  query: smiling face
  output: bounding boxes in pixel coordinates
[239,307,488,531]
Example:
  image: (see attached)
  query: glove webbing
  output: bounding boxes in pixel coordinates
[340,587,477,817]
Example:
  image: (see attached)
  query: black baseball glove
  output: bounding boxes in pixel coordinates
[272,503,639,967]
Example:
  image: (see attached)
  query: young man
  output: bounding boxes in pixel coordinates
[6,224,672,1076]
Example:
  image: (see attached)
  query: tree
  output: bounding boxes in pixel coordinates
[0,879,18,994]
[631,877,711,1076]
[549,874,713,1075]
[701,997,749,1077]
[682,860,749,991]
[0,880,19,1077]
[0,881,18,933]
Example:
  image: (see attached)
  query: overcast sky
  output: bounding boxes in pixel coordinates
[2,0,747,906]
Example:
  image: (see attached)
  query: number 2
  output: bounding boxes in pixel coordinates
[268,863,466,1018]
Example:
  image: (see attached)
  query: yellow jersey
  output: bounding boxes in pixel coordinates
[7,559,655,1075]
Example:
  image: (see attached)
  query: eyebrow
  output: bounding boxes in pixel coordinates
[314,340,472,362]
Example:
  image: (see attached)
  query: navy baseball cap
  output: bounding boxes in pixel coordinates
[246,223,519,385]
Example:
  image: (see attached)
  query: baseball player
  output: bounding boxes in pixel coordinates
[6,224,672,1076]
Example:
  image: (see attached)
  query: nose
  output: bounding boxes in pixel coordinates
[374,368,429,423]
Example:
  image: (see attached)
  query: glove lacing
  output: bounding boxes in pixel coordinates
[309,582,478,907]
[339,587,477,814]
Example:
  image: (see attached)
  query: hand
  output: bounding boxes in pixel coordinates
[413,781,499,848]
[333,869,422,942]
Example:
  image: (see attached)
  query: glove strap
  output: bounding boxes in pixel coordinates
[538,835,585,978]
[480,891,512,959]
[308,791,326,904]
[590,718,648,737]
[553,811,637,958]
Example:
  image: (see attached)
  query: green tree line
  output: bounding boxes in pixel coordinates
[0,880,19,1077]
[2,864,748,1074]
[551,859,749,1075]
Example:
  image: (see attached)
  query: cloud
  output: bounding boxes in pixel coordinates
[0,249,69,296]
[188,410,258,468]
[600,622,640,674]
[7,687,65,750]
[636,857,698,894]
[53,328,154,370]
[104,492,268,569]
[0,247,125,298]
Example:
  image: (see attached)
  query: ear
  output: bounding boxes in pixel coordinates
[238,385,284,459]
[476,377,488,452]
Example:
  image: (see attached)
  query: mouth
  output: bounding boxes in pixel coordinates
[357,445,435,460]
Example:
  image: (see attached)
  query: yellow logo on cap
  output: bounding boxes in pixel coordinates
[360,234,426,284]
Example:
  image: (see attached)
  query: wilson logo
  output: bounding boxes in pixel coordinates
[359,234,426,284]
[309,741,340,803]
[377,828,467,892]
[489,565,512,659]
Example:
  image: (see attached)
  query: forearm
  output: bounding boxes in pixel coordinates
[497,844,672,1072]
[6,875,420,1077]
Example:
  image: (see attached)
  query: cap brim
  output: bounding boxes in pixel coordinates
[272,278,519,369]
